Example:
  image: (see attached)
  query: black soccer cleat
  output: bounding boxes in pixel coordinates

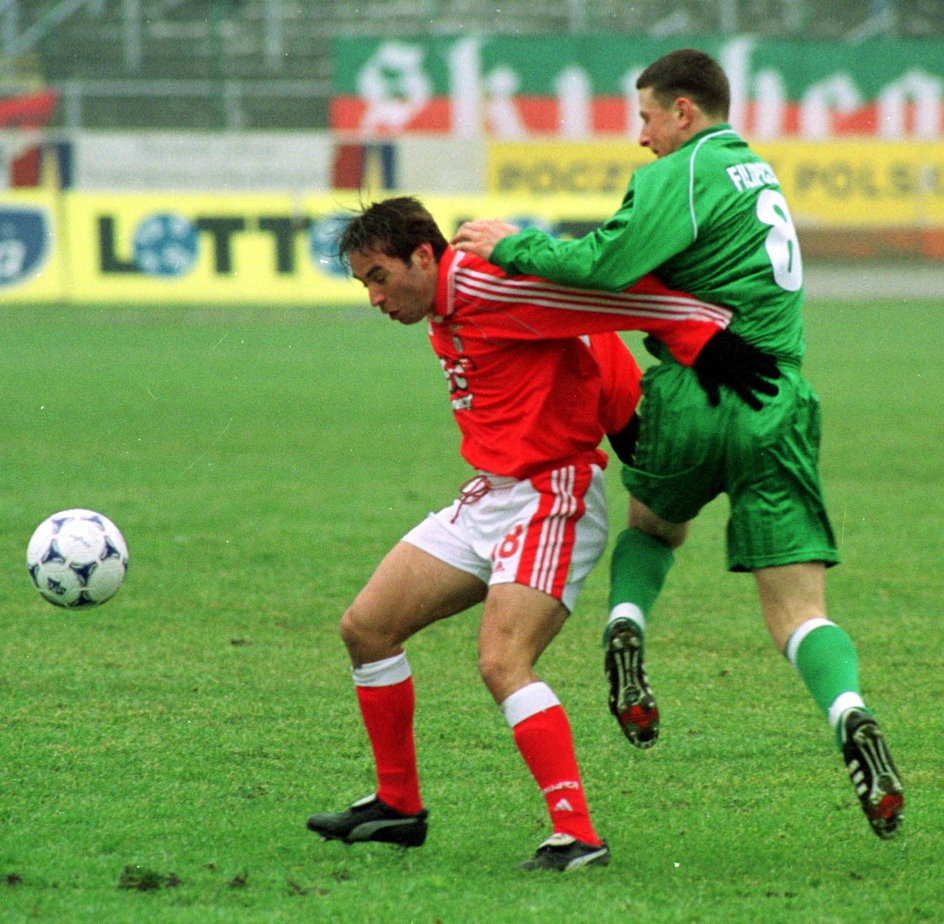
[604,618,659,748]
[306,794,429,848]
[840,708,904,840]
[520,833,610,872]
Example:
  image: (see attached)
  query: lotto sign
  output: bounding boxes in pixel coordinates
[58,192,625,305]
[63,192,359,303]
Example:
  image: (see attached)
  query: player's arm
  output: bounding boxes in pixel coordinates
[592,277,780,410]
[494,212,654,291]
[463,267,727,366]
[454,173,691,291]
[453,256,780,408]
[454,210,654,292]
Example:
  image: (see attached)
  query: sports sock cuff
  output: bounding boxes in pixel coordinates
[353,652,411,687]
[608,602,646,633]
[784,617,836,665]
[500,682,561,728]
[827,692,867,731]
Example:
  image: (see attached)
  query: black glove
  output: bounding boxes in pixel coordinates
[693,328,781,411]
[606,413,640,465]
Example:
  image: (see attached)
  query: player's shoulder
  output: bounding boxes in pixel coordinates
[689,127,751,159]
[686,128,771,183]
[452,249,504,280]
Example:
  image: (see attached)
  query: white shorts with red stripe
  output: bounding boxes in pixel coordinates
[401,462,608,612]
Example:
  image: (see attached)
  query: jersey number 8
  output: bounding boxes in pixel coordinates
[757,189,802,292]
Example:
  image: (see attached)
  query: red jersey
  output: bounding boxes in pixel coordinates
[590,332,641,437]
[429,247,730,478]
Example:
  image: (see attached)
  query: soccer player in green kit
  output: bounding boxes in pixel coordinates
[452,48,903,839]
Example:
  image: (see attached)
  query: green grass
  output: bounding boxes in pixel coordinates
[0,300,941,922]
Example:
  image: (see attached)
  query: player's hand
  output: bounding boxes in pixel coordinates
[693,328,781,411]
[451,219,520,261]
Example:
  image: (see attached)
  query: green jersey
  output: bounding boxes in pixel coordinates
[492,124,805,362]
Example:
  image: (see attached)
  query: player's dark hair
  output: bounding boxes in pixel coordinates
[337,196,448,269]
[636,48,730,120]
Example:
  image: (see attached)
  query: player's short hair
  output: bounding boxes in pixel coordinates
[338,196,448,269]
[636,48,730,120]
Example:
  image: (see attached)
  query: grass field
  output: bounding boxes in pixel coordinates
[1,298,941,923]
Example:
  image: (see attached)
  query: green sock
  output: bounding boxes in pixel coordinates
[786,619,868,745]
[606,527,675,643]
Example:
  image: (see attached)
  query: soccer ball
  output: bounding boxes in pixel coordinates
[27,509,129,608]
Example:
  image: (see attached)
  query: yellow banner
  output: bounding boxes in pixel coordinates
[488,140,944,225]
[4,182,944,305]
[39,191,626,306]
[64,192,360,303]
[759,142,944,226]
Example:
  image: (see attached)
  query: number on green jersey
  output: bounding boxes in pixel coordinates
[756,188,802,292]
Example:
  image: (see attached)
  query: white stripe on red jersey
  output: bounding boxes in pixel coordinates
[454,265,731,328]
[428,248,728,479]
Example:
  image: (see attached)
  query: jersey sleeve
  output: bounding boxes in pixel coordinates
[492,162,695,292]
[451,255,730,366]
[588,333,641,435]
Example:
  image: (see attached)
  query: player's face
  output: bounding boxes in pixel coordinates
[637,87,686,158]
[348,244,438,325]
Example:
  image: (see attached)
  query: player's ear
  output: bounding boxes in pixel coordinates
[675,96,697,126]
[413,241,435,268]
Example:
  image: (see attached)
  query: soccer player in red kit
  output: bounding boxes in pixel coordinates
[306,196,777,870]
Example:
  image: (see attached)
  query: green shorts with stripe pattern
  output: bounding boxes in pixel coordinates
[621,361,839,573]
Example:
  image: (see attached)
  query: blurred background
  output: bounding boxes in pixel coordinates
[2,0,944,303]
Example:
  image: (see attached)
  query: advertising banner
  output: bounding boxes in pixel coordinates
[62,192,359,303]
[3,180,943,306]
[487,141,944,225]
[72,133,335,191]
[333,35,944,139]
[59,192,614,305]
[3,191,622,305]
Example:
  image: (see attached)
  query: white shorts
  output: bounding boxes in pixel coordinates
[401,462,608,612]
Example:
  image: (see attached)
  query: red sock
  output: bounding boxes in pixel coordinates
[512,704,599,845]
[356,678,423,814]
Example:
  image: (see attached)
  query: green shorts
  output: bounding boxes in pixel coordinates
[621,362,839,572]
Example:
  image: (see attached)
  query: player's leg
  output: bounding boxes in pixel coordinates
[478,583,609,871]
[754,562,903,838]
[755,561,863,719]
[340,540,487,667]
[475,463,610,870]
[307,540,487,847]
[729,372,902,838]
[610,364,721,748]
[605,497,688,748]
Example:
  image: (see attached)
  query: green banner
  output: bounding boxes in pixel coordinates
[332,35,944,139]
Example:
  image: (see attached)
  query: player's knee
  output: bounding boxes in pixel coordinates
[634,518,688,549]
[340,604,407,664]
[340,605,380,656]
[629,499,689,549]
[477,651,522,703]
[657,525,687,550]
[339,607,359,651]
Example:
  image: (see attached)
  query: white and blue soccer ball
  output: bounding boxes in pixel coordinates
[27,509,129,608]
